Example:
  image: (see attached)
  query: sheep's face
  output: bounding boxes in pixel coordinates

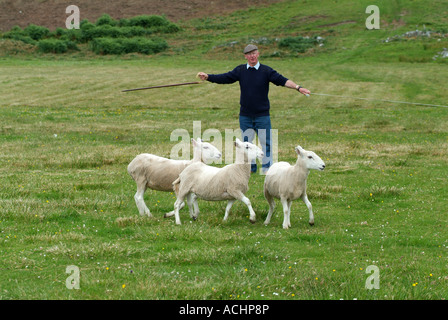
[295,145,326,171]
[193,139,222,164]
[235,138,264,162]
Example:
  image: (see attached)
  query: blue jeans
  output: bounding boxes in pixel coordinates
[239,115,272,173]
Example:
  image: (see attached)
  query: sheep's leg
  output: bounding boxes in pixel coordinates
[164,193,187,225]
[169,192,188,225]
[302,193,314,226]
[281,198,290,229]
[287,200,292,228]
[164,201,185,218]
[134,180,151,217]
[186,193,198,220]
[192,193,200,220]
[172,197,184,225]
[240,196,256,224]
[264,192,275,225]
[223,199,236,222]
[227,190,256,223]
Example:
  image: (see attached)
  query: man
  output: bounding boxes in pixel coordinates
[197,44,310,173]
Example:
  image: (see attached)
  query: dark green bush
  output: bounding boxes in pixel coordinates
[90,37,168,55]
[120,26,149,38]
[38,39,68,53]
[61,29,82,42]
[81,21,95,31]
[64,40,79,51]
[128,15,165,28]
[37,39,79,53]
[278,36,320,53]
[2,27,36,45]
[128,15,180,33]
[1,14,175,55]
[121,37,168,54]
[80,19,92,28]
[54,27,65,37]
[117,18,130,27]
[4,25,25,36]
[79,25,151,42]
[94,25,122,38]
[24,24,50,41]
[95,14,117,26]
[90,37,123,54]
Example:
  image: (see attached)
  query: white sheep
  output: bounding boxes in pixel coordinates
[263,145,325,229]
[127,138,221,217]
[166,138,264,225]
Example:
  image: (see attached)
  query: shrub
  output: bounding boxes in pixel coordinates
[54,27,66,37]
[77,21,96,42]
[90,37,124,54]
[60,28,82,42]
[81,21,95,31]
[2,26,35,45]
[64,40,79,51]
[129,15,166,28]
[128,15,180,33]
[1,14,176,55]
[95,14,117,26]
[5,25,25,36]
[24,24,50,41]
[90,37,168,55]
[153,23,181,34]
[94,25,122,38]
[120,26,150,38]
[2,27,36,45]
[117,18,130,27]
[38,39,68,53]
[37,39,79,53]
[278,36,320,53]
[79,25,151,42]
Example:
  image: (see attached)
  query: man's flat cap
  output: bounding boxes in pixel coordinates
[243,44,258,54]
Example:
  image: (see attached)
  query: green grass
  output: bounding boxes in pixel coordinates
[1,0,447,300]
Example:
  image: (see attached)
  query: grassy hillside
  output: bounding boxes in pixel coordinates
[167,0,448,60]
[0,0,447,301]
[2,0,448,62]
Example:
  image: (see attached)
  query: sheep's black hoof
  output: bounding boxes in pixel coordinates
[309,222,314,226]
[250,219,256,224]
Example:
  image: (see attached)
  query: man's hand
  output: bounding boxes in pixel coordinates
[285,80,310,95]
[299,87,311,95]
[197,72,209,81]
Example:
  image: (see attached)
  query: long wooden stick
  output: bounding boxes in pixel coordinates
[122,81,201,92]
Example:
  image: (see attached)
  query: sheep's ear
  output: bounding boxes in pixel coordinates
[295,145,304,156]
[191,138,198,146]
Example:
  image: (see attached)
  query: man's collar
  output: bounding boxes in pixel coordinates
[246,62,260,70]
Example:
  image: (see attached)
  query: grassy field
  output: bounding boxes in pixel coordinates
[1,0,447,300]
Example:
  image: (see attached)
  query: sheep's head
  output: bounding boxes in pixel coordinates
[192,138,222,164]
[235,138,264,163]
[295,145,325,171]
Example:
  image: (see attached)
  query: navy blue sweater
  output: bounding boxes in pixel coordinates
[207,64,288,117]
